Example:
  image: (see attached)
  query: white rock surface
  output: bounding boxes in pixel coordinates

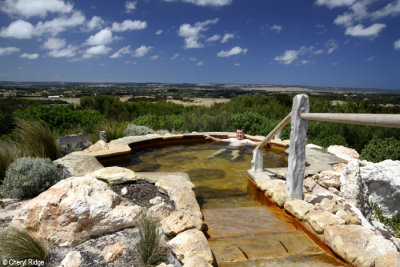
[59,251,82,267]
[102,243,126,263]
[305,209,341,234]
[11,176,142,246]
[327,145,360,162]
[53,154,103,177]
[339,159,365,212]
[85,167,137,185]
[284,199,313,221]
[161,210,203,236]
[313,170,341,189]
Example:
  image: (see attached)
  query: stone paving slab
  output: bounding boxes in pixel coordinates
[203,206,297,239]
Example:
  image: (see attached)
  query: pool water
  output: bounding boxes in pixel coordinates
[126,142,286,209]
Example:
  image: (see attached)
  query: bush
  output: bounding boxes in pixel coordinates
[0,141,23,181]
[15,119,59,160]
[123,124,155,136]
[361,137,400,162]
[0,227,48,262]
[137,212,167,266]
[2,157,62,199]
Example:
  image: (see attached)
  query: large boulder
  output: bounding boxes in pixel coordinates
[360,160,400,218]
[85,167,137,185]
[53,154,103,178]
[324,225,397,267]
[339,159,365,213]
[327,145,360,162]
[11,176,142,247]
[312,170,341,190]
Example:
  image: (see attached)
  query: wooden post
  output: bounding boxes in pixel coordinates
[286,94,309,199]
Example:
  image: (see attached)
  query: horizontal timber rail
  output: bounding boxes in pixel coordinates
[256,113,291,150]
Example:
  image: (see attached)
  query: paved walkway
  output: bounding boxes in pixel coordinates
[203,206,345,266]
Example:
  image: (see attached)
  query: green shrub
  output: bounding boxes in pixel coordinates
[0,140,23,181]
[123,124,155,136]
[98,121,129,141]
[370,201,400,237]
[138,212,167,266]
[2,157,62,199]
[15,119,60,160]
[0,227,48,263]
[361,137,400,162]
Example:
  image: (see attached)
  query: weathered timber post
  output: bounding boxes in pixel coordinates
[286,94,309,199]
[274,130,282,140]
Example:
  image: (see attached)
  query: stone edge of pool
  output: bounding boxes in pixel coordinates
[69,132,399,266]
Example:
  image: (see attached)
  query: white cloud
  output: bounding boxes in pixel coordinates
[334,13,354,27]
[35,11,86,36]
[234,63,240,66]
[301,60,310,64]
[43,37,66,50]
[314,49,324,55]
[0,46,19,56]
[325,39,338,54]
[206,34,220,42]
[345,23,386,38]
[170,53,179,60]
[197,61,203,66]
[111,20,147,32]
[83,16,104,32]
[315,0,355,9]
[165,0,232,6]
[20,53,39,59]
[83,45,111,58]
[48,45,77,57]
[274,47,306,65]
[150,55,159,60]
[217,46,247,57]
[156,29,163,35]
[0,20,35,39]
[86,28,113,46]
[394,39,400,50]
[134,45,152,57]
[189,57,197,61]
[221,33,234,43]
[178,18,219,48]
[1,0,73,18]
[125,1,137,13]
[110,45,132,58]
[371,0,400,19]
[366,56,374,61]
[270,24,282,33]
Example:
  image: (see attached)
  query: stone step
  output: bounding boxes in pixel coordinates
[203,206,296,239]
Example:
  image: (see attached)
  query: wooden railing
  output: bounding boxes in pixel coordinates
[252,94,400,199]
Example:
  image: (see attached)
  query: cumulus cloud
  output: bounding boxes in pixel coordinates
[217,46,247,57]
[178,18,219,48]
[274,47,306,64]
[35,11,86,36]
[197,61,203,66]
[315,0,355,9]
[110,45,132,58]
[156,29,163,35]
[234,63,240,66]
[43,37,65,50]
[134,45,152,57]
[83,16,104,32]
[0,46,20,56]
[314,49,324,55]
[1,0,73,18]
[86,28,113,46]
[165,0,231,6]
[125,1,137,13]
[371,0,400,19]
[395,39,400,50]
[325,39,338,54]
[20,53,39,59]
[206,34,220,42]
[0,20,35,39]
[150,55,159,60]
[111,20,147,32]
[48,45,77,57]
[83,45,111,58]
[270,24,282,33]
[221,33,234,43]
[345,23,386,38]
[334,13,354,27]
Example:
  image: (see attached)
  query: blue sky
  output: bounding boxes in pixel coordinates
[0,0,399,89]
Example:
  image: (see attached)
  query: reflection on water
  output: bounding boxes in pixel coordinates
[126,143,286,209]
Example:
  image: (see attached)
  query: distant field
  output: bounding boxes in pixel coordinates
[21,96,133,104]
[167,98,230,107]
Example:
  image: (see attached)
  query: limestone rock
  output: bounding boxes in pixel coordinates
[59,251,82,267]
[102,243,126,263]
[11,176,142,247]
[313,170,341,189]
[305,209,341,234]
[167,229,213,265]
[183,256,211,267]
[85,167,137,185]
[156,263,174,267]
[259,179,287,207]
[340,159,365,212]
[81,140,108,152]
[314,198,340,214]
[161,210,203,236]
[332,163,347,173]
[284,199,313,221]
[335,210,361,225]
[150,196,163,205]
[303,178,316,193]
[375,252,400,267]
[392,237,400,250]
[120,187,128,196]
[53,154,103,178]
[360,160,400,218]
[324,225,397,267]
[147,202,173,222]
[327,145,360,162]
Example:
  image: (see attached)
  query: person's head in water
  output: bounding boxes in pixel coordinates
[236,128,245,140]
